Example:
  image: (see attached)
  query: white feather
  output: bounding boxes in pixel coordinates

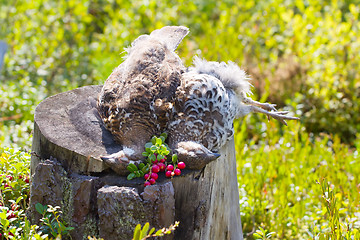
[191,56,252,96]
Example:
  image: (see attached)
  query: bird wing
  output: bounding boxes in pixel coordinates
[170,72,235,151]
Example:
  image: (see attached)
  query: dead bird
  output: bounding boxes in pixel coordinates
[97,26,299,175]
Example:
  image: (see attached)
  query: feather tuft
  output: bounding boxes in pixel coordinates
[191,56,252,96]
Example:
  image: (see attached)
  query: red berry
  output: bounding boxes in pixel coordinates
[6,175,13,181]
[167,164,174,171]
[153,160,158,164]
[157,163,166,172]
[171,171,175,177]
[178,162,186,169]
[11,203,18,211]
[9,232,14,236]
[174,168,181,176]
[18,175,23,179]
[7,213,16,219]
[151,173,158,180]
[160,158,166,163]
[149,178,156,184]
[165,171,172,178]
[25,178,30,184]
[144,174,150,180]
[4,183,10,188]
[144,181,151,187]
[152,165,160,173]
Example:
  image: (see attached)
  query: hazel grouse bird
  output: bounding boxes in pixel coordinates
[97,26,299,175]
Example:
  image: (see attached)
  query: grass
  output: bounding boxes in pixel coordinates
[1,0,360,238]
[235,118,360,239]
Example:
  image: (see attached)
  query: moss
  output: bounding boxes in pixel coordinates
[82,217,99,239]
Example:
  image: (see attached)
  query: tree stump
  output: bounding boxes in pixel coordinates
[29,85,243,240]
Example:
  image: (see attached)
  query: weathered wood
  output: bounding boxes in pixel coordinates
[30,86,243,240]
[31,85,121,175]
[172,138,242,239]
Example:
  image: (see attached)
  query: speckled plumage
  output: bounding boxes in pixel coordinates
[97,26,298,174]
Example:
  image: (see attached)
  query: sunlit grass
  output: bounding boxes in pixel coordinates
[235,118,360,239]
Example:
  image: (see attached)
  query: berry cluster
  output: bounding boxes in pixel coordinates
[126,133,187,187]
[1,174,29,190]
[143,154,186,186]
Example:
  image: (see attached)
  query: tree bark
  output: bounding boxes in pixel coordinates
[30,85,243,240]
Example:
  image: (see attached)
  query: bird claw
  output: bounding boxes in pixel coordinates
[263,103,277,112]
[266,111,300,126]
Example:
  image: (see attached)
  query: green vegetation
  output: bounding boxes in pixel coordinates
[1,0,359,239]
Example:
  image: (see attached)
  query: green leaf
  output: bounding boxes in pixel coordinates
[135,171,141,178]
[156,137,162,145]
[172,154,178,164]
[145,142,153,149]
[155,229,164,236]
[127,173,136,180]
[148,227,155,236]
[139,163,145,169]
[15,196,23,204]
[160,132,168,139]
[133,224,141,240]
[127,163,138,172]
[157,154,164,160]
[35,203,46,215]
[140,222,150,239]
[150,145,157,152]
[149,154,156,162]
[253,233,262,238]
[151,136,157,145]
[159,136,165,143]
[141,164,150,173]
[142,152,149,157]
[0,218,9,228]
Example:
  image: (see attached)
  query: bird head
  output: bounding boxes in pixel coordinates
[173,141,220,169]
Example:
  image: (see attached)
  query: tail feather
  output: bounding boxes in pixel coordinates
[191,56,252,96]
[124,26,189,56]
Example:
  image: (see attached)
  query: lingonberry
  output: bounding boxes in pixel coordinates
[165,171,172,178]
[171,171,175,177]
[6,175,13,181]
[153,160,158,164]
[178,162,186,169]
[7,212,16,220]
[144,173,150,180]
[151,172,158,180]
[18,175,23,179]
[167,164,174,171]
[157,162,166,172]
[11,203,18,211]
[144,181,151,187]
[149,178,156,185]
[160,157,166,163]
[152,164,160,173]
[174,168,181,176]
[4,183,10,188]
[25,178,30,183]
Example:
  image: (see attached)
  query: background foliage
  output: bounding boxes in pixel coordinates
[1,0,360,239]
